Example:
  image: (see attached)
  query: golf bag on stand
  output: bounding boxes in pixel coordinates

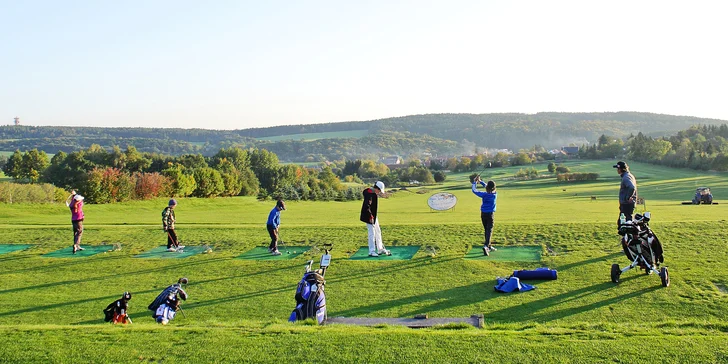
[289,244,332,324]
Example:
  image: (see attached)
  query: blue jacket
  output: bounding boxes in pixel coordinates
[266,207,281,228]
[472,181,497,213]
[619,171,637,204]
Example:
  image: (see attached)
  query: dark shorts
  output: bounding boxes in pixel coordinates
[72,220,83,234]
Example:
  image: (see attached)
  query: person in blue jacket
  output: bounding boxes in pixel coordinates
[266,199,286,255]
[472,175,497,256]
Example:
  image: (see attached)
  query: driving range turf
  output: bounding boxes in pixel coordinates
[1,161,727,363]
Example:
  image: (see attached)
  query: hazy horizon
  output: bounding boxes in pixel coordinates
[3,1,727,129]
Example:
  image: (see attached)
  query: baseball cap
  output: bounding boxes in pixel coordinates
[374,181,385,193]
[169,199,177,206]
[613,161,628,169]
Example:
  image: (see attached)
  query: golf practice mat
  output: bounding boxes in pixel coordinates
[464,245,542,262]
[236,246,310,260]
[0,244,33,255]
[43,245,115,258]
[135,246,211,259]
[348,246,420,260]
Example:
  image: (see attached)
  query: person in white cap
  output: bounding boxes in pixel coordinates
[360,181,391,257]
[68,190,85,254]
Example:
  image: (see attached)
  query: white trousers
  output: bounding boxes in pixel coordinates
[367,218,385,253]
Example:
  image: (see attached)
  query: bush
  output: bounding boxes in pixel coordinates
[556,172,599,182]
[433,171,447,183]
[555,165,571,173]
[133,172,172,200]
[0,182,68,204]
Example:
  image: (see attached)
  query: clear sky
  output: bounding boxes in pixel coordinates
[2,0,727,129]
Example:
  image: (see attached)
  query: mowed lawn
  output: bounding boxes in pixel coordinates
[1,161,727,363]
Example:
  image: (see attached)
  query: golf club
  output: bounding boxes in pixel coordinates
[177,305,187,319]
[167,231,183,252]
[475,161,492,180]
[278,229,289,254]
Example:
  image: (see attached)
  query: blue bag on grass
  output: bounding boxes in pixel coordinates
[494,277,535,293]
[512,267,558,280]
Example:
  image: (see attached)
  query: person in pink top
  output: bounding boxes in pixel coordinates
[69,190,85,254]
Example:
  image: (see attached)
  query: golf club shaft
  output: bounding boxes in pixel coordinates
[177,305,187,318]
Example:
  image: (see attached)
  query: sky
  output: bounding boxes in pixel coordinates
[2,0,727,129]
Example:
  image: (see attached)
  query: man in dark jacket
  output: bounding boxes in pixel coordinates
[360,181,391,257]
[614,161,637,228]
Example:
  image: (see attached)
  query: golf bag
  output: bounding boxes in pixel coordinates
[289,245,332,324]
[289,271,327,324]
[619,213,664,269]
[148,283,186,323]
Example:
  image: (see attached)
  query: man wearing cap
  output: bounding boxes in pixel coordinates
[360,181,391,257]
[614,161,638,228]
[162,199,184,252]
[69,190,85,254]
[266,199,286,255]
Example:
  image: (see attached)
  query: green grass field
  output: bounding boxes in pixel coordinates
[1,161,727,363]
[256,129,369,142]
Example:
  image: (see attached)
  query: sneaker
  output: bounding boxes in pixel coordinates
[167,247,177,252]
[488,246,497,251]
[177,245,185,250]
[368,252,379,257]
[482,246,490,256]
[378,249,391,256]
[72,245,77,255]
[271,250,282,256]
[77,246,85,251]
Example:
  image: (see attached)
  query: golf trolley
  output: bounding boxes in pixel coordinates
[289,244,332,324]
[611,212,669,287]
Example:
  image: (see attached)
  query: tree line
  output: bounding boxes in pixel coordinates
[1,146,364,204]
[578,124,728,171]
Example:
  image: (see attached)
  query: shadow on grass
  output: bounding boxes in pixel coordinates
[556,251,623,271]
[488,275,660,323]
[0,254,127,275]
[334,281,494,318]
[1,261,302,322]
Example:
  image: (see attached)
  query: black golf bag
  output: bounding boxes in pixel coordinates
[619,213,664,269]
[289,245,332,324]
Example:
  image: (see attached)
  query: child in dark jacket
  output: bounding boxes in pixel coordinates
[472,176,497,256]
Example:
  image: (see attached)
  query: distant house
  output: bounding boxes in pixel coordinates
[561,147,579,156]
[382,155,402,165]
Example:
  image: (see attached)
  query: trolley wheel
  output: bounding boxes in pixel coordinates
[660,267,670,287]
[611,264,621,283]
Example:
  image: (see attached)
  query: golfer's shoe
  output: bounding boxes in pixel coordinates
[482,246,490,256]
[72,245,77,254]
[77,246,85,251]
[378,249,391,256]
[177,245,185,250]
[488,246,497,251]
[368,252,379,257]
[271,250,282,256]
[167,247,177,252]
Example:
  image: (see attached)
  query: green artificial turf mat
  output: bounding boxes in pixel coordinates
[135,245,211,259]
[0,244,33,255]
[464,245,542,261]
[348,246,420,260]
[43,245,114,258]
[236,246,310,260]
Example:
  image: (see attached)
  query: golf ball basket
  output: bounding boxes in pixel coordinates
[611,212,669,287]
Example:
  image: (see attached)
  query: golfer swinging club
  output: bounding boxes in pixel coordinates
[360,181,391,257]
[68,190,85,254]
[162,199,184,252]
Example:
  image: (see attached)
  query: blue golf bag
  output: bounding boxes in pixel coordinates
[289,245,332,324]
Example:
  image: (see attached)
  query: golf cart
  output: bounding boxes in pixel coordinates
[692,187,713,205]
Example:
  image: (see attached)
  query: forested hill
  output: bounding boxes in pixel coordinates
[1,112,725,161]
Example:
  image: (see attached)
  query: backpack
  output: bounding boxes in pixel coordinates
[289,271,327,324]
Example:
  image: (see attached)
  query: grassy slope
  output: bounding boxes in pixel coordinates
[256,129,369,142]
[1,161,727,363]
